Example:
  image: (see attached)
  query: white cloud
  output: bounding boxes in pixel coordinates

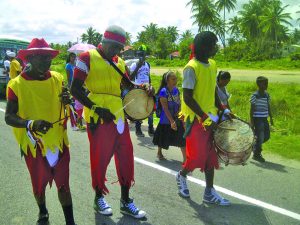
[0,0,298,44]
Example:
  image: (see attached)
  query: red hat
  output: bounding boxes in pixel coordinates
[18,38,59,61]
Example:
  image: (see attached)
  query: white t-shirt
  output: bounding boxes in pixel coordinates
[130,61,150,84]
[4,60,10,70]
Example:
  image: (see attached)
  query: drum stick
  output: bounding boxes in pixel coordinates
[114,99,135,115]
[218,125,236,131]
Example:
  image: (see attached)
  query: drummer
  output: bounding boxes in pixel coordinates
[71,25,151,219]
[175,31,231,206]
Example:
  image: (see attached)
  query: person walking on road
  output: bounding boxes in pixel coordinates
[153,70,186,162]
[71,25,148,219]
[5,38,76,225]
[129,45,154,137]
[175,31,231,206]
[250,76,274,163]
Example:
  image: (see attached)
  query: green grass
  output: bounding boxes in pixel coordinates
[51,62,300,161]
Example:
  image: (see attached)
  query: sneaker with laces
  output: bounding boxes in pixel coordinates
[120,198,146,219]
[176,171,190,198]
[36,212,49,225]
[203,188,231,206]
[94,197,113,215]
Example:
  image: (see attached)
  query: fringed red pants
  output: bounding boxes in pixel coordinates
[24,145,70,196]
[183,120,219,172]
[87,121,134,194]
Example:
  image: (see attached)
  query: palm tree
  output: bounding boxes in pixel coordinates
[259,0,292,50]
[81,27,97,44]
[228,16,241,39]
[215,0,237,48]
[125,32,132,46]
[166,26,179,43]
[187,0,220,32]
[180,30,193,41]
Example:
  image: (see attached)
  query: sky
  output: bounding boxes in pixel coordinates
[0,0,299,44]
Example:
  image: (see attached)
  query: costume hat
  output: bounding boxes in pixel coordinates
[102,25,126,47]
[18,38,59,61]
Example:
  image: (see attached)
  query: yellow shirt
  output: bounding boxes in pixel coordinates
[181,58,218,122]
[83,49,126,124]
[9,59,21,79]
[8,71,69,157]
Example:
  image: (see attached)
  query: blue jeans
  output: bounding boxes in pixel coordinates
[253,117,270,155]
[135,113,154,130]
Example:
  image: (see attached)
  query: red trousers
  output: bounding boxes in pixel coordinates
[87,121,134,194]
[183,121,219,172]
[24,145,70,196]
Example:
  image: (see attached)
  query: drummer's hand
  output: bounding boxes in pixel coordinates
[94,107,116,122]
[141,83,155,96]
[31,120,53,134]
[59,87,73,105]
[171,120,177,131]
[202,113,218,131]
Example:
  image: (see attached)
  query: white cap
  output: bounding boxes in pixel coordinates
[6,51,16,58]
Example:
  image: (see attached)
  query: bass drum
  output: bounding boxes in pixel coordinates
[122,88,154,121]
[213,118,255,166]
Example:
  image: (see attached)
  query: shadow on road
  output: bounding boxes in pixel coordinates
[250,160,287,173]
[95,213,153,225]
[186,198,271,225]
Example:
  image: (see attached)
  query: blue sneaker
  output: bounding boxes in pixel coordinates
[120,198,146,219]
[94,197,113,215]
[176,171,190,198]
[203,188,231,206]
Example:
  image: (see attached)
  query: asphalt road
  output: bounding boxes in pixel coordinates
[151,68,300,84]
[0,100,300,225]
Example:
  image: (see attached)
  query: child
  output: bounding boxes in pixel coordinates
[250,76,274,162]
[153,71,186,162]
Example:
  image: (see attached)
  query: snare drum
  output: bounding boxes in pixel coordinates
[213,118,255,165]
[122,88,154,121]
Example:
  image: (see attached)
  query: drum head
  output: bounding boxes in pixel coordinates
[123,88,154,120]
[214,118,254,165]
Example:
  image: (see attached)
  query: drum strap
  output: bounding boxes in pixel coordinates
[97,48,132,84]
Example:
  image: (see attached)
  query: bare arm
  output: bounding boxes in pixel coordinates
[70,79,95,109]
[183,88,206,118]
[5,100,28,128]
[268,102,274,126]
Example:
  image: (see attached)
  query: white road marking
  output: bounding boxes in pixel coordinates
[0,106,299,221]
[134,157,300,221]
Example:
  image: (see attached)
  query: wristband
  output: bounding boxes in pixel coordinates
[26,120,34,130]
[202,117,212,127]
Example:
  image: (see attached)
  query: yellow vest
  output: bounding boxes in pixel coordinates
[181,58,218,122]
[8,71,69,157]
[9,59,21,79]
[83,49,126,123]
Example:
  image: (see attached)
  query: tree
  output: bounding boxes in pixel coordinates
[180,30,194,41]
[215,0,237,48]
[166,26,179,43]
[228,16,242,41]
[187,0,220,32]
[81,27,102,46]
[125,32,132,46]
[259,0,292,51]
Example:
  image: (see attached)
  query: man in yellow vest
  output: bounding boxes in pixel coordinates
[7,51,21,79]
[5,38,76,225]
[175,31,231,206]
[71,25,146,219]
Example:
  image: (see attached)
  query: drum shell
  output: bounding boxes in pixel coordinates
[213,118,255,166]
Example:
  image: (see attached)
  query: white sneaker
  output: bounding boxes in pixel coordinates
[203,188,231,206]
[94,197,113,215]
[176,171,190,198]
[120,198,146,219]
